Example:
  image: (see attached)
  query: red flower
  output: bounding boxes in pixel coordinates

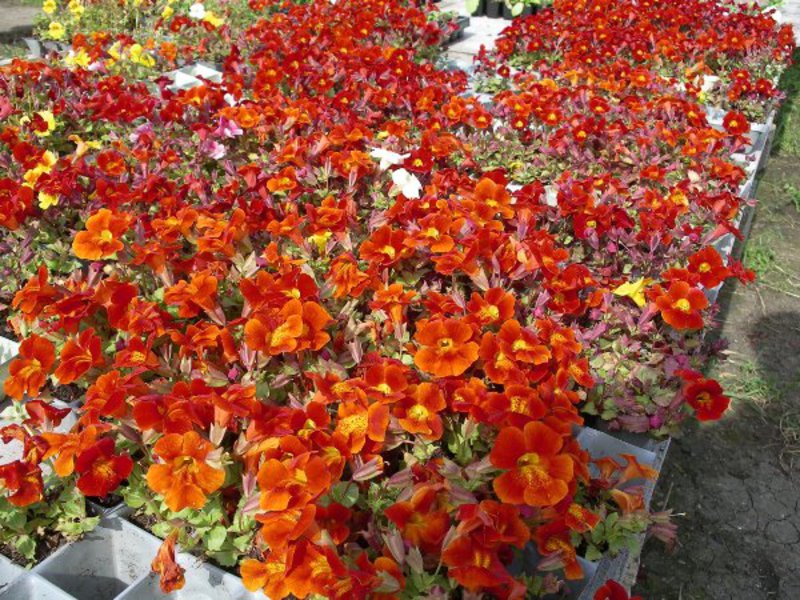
[652,281,708,330]
[96,150,127,177]
[74,437,133,497]
[687,246,731,289]
[722,110,749,136]
[0,460,43,506]
[684,377,730,421]
[594,579,642,600]
[490,421,574,507]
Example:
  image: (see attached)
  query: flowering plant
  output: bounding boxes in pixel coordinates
[0,0,792,597]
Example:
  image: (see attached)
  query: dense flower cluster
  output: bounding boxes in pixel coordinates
[0,0,792,597]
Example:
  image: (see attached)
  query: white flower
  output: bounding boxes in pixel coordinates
[189,2,206,19]
[544,185,558,207]
[391,168,422,199]
[369,148,408,171]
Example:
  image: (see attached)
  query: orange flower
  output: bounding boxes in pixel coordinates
[358,226,410,267]
[164,271,219,319]
[534,519,583,579]
[146,431,225,512]
[335,400,389,454]
[74,437,133,497]
[267,166,298,193]
[41,424,104,477]
[468,177,514,220]
[385,484,450,554]
[413,318,478,378]
[241,553,291,599]
[441,536,508,591]
[490,421,574,507]
[54,328,104,385]
[564,502,600,533]
[3,334,55,400]
[255,504,317,550]
[12,265,59,322]
[72,208,131,260]
[364,363,409,402]
[245,301,303,355]
[479,320,551,385]
[394,383,446,440]
[257,453,331,511]
[0,461,43,506]
[280,540,339,598]
[454,500,530,549]
[466,287,515,326]
[652,281,708,330]
[370,284,416,324]
[151,531,185,593]
[327,254,372,299]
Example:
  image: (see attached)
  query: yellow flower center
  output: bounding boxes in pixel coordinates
[408,404,429,421]
[518,452,542,469]
[674,298,692,313]
[437,338,454,350]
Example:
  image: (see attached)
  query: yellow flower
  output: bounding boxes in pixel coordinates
[64,48,90,68]
[161,5,173,18]
[308,231,332,253]
[42,0,57,14]
[613,278,653,308]
[67,134,102,160]
[23,151,58,187]
[33,110,57,137]
[129,43,155,68]
[202,11,224,27]
[108,41,121,61]
[68,0,84,16]
[48,21,66,40]
[38,192,59,210]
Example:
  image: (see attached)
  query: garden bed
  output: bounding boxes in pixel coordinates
[0,0,794,598]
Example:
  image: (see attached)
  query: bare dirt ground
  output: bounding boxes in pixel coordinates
[635,108,800,598]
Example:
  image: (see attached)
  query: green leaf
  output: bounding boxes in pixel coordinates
[152,521,173,539]
[465,0,481,12]
[511,2,523,15]
[206,525,227,552]
[329,482,359,508]
[232,533,252,552]
[16,536,36,561]
[208,550,238,567]
[584,544,603,561]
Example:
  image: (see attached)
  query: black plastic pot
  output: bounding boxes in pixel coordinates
[485,0,503,18]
